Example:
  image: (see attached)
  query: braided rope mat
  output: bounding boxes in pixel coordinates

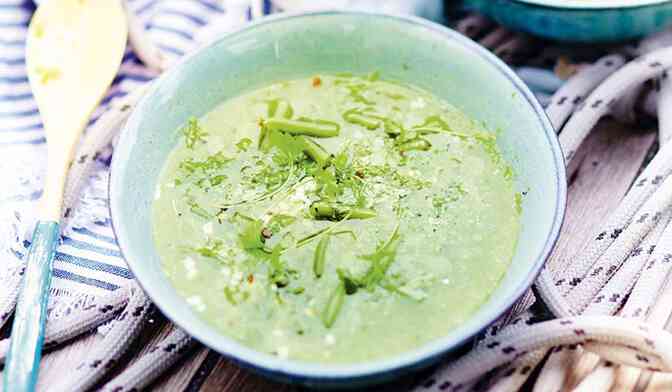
[4,9,672,392]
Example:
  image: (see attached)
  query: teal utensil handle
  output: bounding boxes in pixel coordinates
[3,221,59,392]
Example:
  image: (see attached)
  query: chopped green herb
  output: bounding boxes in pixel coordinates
[224,286,238,305]
[359,223,402,290]
[515,193,523,215]
[180,151,233,174]
[236,137,253,152]
[432,183,466,209]
[186,197,211,219]
[267,214,297,233]
[473,132,499,162]
[178,151,233,190]
[363,164,431,190]
[181,117,208,149]
[265,129,305,165]
[238,218,265,251]
[503,165,514,180]
[192,239,223,258]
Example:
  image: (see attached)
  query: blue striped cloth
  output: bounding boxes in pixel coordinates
[0,0,258,314]
[0,0,560,316]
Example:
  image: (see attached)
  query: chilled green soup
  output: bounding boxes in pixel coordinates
[152,74,520,363]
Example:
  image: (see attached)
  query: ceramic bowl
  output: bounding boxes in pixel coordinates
[109,11,566,388]
[464,0,672,42]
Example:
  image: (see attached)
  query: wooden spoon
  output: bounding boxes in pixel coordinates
[3,1,127,390]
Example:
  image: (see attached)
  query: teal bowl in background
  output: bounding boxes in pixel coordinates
[109,11,566,388]
[464,0,672,42]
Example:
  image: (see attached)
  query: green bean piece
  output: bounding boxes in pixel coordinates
[276,100,294,119]
[266,99,278,117]
[297,136,331,166]
[345,84,374,105]
[419,115,452,132]
[398,138,432,152]
[258,125,268,149]
[313,235,330,278]
[264,118,340,138]
[383,119,403,136]
[322,282,346,328]
[411,127,441,135]
[266,98,294,119]
[342,108,381,130]
[311,202,377,221]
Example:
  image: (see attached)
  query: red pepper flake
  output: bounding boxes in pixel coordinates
[312,77,322,87]
[247,274,254,284]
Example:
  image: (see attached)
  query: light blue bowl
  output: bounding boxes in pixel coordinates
[464,0,672,42]
[109,11,566,388]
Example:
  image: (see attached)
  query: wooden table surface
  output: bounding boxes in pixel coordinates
[0,119,658,391]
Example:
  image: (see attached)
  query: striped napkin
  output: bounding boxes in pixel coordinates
[0,0,558,348]
[0,0,245,321]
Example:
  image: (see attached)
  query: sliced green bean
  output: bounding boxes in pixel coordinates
[311,202,377,221]
[322,282,345,328]
[345,84,374,105]
[342,108,381,130]
[383,119,403,136]
[264,118,340,138]
[297,136,331,166]
[276,100,294,119]
[414,115,451,132]
[398,138,431,152]
[266,98,294,119]
[313,235,330,278]
[411,127,441,135]
[258,125,268,149]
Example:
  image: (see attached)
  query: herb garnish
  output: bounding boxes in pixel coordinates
[185,196,211,219]
[181,117,208,149]
[238,218,266,251]
[236,138,253,152]
[187,239,228,264]
[359,223,402,290]
[178,151,233,191]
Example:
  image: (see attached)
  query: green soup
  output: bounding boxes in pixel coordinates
[152,74,520,363]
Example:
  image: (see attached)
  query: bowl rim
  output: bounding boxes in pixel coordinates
[110,9,567,382]
[512,0,671,10]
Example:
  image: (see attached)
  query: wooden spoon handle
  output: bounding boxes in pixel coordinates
[3,221,60,392]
